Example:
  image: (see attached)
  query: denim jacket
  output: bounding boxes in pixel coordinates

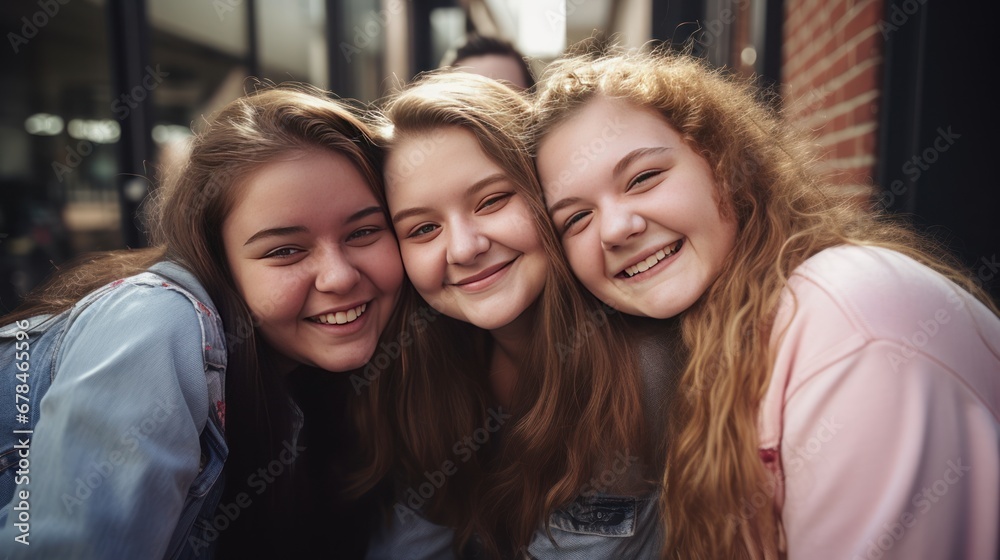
[0,261,227,559]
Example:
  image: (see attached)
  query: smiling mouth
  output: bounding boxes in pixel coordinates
[308,303,367,325]
[620,239,684,278]
[454,259,515,287]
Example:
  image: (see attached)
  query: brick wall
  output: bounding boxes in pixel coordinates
[782,0,884,193]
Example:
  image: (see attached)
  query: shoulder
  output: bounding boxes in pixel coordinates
[72,262,222,341]
[760,245,1000,444]
[775,244,995,347]
[59,263,226,389]
[763,248,1000,558]
[71,275,202,335]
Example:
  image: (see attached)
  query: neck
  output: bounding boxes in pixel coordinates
[487,303,537,407]
[261,343,299,376]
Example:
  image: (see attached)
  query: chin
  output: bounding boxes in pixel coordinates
[472,311,522,331]
[315,352,374,373]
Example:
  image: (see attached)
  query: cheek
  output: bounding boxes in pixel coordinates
[241,271,300,323]
[371,241,405,293]
[507,204,537,233]
[562,237,600,281]
[399,245,439,292]
[517,225,545,257]
[504,200,546,252]
[378,251,403,293]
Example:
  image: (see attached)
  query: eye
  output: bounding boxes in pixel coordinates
[627,170,662,192]
[477,193,513,213]
[407,223,439,238]
[347,226,384,244]
[264,247,302,259]
[562,210,592,235]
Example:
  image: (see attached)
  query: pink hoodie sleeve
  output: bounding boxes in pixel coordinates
[760,246,1000,560]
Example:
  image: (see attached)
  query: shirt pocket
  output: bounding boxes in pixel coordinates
[528,495,643,560]
[548,494,638,537]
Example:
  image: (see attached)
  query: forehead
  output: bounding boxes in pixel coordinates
[455,54,528,88]
[384,127,498,197]
[546,96,672,144]
[230,151,374,216]
[536,97,681,178]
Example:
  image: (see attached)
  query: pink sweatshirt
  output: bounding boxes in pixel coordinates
[759,245,999,559]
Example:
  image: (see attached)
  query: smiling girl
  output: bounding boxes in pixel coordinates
[365,72,676,559]
[532,48,1000,559]
[0,85,402,559]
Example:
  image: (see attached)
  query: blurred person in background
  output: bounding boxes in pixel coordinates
[440,33,535,91]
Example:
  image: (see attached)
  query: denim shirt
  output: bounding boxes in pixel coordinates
[366,491,662,560]
[0,261,227,559]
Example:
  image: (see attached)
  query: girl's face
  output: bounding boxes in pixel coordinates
[384,127,547,331]
[223,149,403,372]
[536,97,737,319]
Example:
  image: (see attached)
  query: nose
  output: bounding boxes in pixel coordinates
[314,246,362,293]
[600,204,646,251]
[446,218,490,265]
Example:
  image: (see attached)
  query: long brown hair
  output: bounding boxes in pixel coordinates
[2,84,392,555]
[372,71,653,557]
[531,46,998,559]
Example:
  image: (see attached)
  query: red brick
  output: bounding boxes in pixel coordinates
[844,1,883,39]
[840,65,879,98]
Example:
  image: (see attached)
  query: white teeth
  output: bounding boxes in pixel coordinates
[623,240,683,278]
[311,303,367,324]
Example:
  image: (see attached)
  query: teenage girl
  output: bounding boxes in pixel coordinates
[0,85,402,558]
[364,71,678,559]
[532,47,1000,559]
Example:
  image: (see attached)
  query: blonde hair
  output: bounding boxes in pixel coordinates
[375,70,652,557]
[531,46,996,559]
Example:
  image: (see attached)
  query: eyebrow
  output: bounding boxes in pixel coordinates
[347,206,387,223]
[547,196,581,215]
[612,147,672,179]
[243,226,307,246]
[391,173,508,224]
[548,147,672,215]
[243,205,385,246]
